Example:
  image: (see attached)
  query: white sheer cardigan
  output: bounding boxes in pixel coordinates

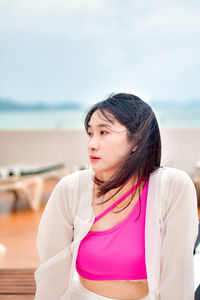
[34,167,199,300]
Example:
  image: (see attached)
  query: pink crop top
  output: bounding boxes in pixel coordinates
[76,178,149,281]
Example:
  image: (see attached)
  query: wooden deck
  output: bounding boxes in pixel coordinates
[0,180,54,269]
[0,179,55,299]
[0,269,36,299]
[0,204,45,269]
[0,206,45,298]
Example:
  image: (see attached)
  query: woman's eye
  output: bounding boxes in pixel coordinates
[87,131,107,136]
[100,130,107,135]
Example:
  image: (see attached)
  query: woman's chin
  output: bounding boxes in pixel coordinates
[92,168,116,181]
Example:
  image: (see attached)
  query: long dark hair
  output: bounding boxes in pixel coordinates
[84,93,161,214]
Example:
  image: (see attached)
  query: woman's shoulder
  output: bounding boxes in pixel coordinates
[55,168,94,192]
[149,167,197,220]
[150,166,194,192]
[61,168,93,179]
[151,166,192,181]
[48,169,94,216]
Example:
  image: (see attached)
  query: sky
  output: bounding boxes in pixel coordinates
[0,0,200,105]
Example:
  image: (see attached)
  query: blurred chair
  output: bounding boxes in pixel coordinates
[0,163,69,211]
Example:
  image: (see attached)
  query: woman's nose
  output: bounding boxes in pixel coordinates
[88,136,99,150]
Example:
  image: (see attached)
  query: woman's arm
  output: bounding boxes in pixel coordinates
[34,175,74,300]
[159,170,199,300]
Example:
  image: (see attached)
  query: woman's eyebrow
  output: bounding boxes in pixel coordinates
[88,123,112,129]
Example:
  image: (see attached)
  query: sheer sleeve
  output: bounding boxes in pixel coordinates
[34,175,74,300]
[159,170,199,300]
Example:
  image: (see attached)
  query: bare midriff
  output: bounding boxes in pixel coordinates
[79,275,149,300]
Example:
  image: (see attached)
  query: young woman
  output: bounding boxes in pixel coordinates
[34,93,199,300]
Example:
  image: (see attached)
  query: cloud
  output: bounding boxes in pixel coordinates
[0,0,200,102]
[0,0,200,39]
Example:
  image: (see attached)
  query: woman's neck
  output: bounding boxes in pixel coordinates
[94,172,140,200]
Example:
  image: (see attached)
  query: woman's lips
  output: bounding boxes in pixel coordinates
[89,155,100,162]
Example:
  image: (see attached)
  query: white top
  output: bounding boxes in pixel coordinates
[34,167,199,300]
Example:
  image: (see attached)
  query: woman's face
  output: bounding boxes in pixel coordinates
[87,110,133,179]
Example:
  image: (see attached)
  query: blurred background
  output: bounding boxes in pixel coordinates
[0,0,200,172]
[0,0,200,297]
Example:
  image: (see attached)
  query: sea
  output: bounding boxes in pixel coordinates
[0,106,200,130]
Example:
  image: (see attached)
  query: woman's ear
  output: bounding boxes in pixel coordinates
[132,144,138,152]
[131,134,141,153]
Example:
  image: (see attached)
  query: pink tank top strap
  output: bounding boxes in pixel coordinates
[93,178,145,224]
